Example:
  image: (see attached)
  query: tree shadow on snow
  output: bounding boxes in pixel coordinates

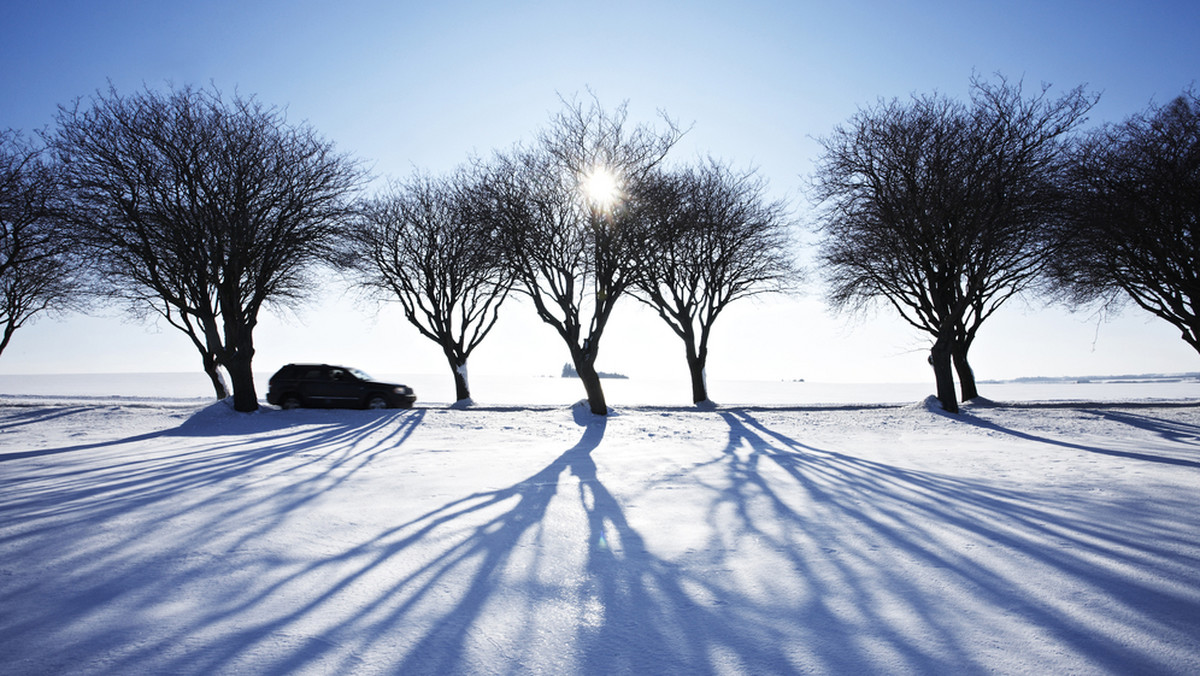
[697,410,1200,674]
[361,406,1200,674]
[946,401,1200,468]
[4,403,1199,674]
[0,404,426,674]
[293,407,843,675]
[84,405,822,675]
[284,405,764,675]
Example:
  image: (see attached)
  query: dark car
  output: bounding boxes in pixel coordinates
[266,364,417,410]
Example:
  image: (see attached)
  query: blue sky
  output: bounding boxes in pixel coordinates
[2,1,1198,384]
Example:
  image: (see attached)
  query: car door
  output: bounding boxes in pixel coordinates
[324,367,367,407]
[298,366,337,406]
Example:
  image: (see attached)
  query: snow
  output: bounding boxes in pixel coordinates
[3,371,1200,406]
[2,379,1200,674]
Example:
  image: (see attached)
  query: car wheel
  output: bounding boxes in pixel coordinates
[281,395,302,410]
[365,395,389,410]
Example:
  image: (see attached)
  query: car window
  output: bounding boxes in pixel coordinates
[303,369,323,380]
[349,368,372,381]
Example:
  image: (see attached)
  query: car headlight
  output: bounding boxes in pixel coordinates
[394,386,411,395]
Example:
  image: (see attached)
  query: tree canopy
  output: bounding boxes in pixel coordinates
[813,76,1095,412]
[480,95,682,415]
[0,131,83,357]
[353,168,510,402]
[1051,90,1200,354]
[54,84,363,411]
[635,158,798,403]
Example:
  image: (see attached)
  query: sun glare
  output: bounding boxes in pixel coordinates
[581,166,621,208]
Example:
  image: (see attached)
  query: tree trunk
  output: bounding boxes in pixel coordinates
[225,356,258,412]
[952,341,979,402]
[573,356,609,415]
[688,360,708,404]
[224,329,258,412]
[930,337,958,414]
[201,351,229,400]
[447,353,471,402]
[685,338,709,404]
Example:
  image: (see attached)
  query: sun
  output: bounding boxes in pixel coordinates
[581,165,621,208]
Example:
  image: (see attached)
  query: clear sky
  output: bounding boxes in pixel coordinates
[1,0,1198,384]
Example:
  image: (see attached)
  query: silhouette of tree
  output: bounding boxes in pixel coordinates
[353,168,510,402]
[0,131,83,357]
[813,76,1094,412]
[54,84,363,411]
[1051,90,1200,355]
[480,95,682,415]
[636,159,799,403]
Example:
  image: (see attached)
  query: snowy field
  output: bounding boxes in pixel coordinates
[2,370,1200,406]
[2,377,1200,674]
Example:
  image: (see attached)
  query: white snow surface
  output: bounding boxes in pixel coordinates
[2,384,1200,674]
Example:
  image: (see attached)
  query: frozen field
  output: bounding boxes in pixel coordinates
[2,371,1200,407]
[1,376,1199,674]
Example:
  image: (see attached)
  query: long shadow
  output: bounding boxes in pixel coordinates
[101,407,818,675]
[5,403,1198,674]
[711,410,1200,674]
[0,429,168,462]
[0,405,95,432]
[0,404,426,674]
[0,404,583,675]
[386,407,612,674]
[89,407,611,676]
[0,400,386,461]
[1080,407,1200,445]
[341,410,866,675]
[703,411,966,673]
[569,429,803,674]
[948,404,1200,468]
[1,405,424,526]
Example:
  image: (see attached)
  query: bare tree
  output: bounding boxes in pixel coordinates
[481,95,682,415]
[353,168,510,402]
[1051,90,1200,354]
[54,84,363,412]
[635,159,798,403]
[0,131,83,356]
[812,76,1094,412]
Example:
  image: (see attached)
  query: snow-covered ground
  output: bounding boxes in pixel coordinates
[2,371,1200,406]
[2,379,1199,674]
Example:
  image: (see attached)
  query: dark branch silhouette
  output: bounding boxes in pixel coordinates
[812,75,1095,412]
[479,94,682,415]
[635,158,799,403]
[1051,89,1200,356]
[352,167,511,402]
[53,84,364,411]
[0,130,84,357]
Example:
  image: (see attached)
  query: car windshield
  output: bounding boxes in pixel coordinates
[348,368,373,381]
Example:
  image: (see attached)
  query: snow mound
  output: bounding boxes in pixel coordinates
[900,395,1001,417]
[173,398,278,435]
[897,394,946,414]
[962,396,999,408]
[570,399,617,422]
